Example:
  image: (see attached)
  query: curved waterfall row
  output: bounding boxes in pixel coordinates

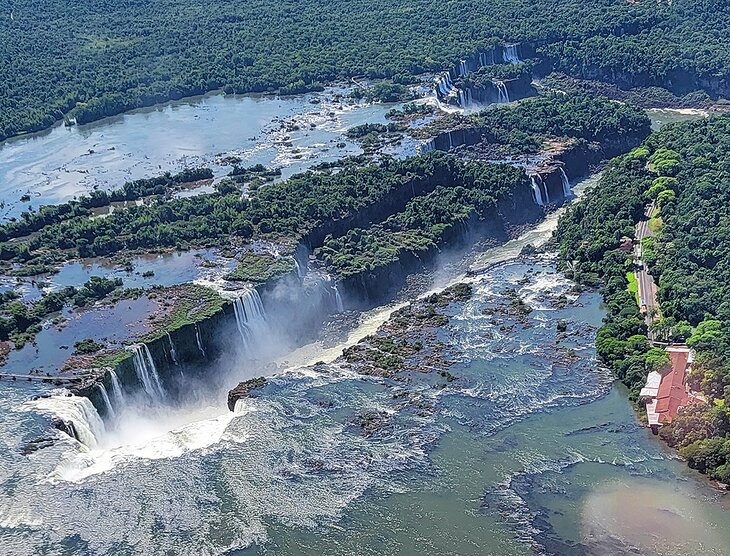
[559,167,571,197]
[129,344,165,401]
[434,43,523,107]
[233,289,268,350]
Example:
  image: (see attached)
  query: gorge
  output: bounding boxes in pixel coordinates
[1,30,729,553]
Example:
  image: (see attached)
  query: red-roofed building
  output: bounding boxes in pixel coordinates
[640,346,704,434]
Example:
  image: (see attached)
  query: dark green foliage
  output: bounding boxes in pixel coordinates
[557,114,730,482]
[73,338,105,355]
[1,0,728,142]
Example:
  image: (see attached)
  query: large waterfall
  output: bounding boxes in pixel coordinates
[559,168,571,197]
[530,176,545,206]
[496,81,510,103]
[129,344,165,400]
[33,394,106,449]
[503,44,520,64]
[233,289,268,349]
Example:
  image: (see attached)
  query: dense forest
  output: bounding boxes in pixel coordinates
[0,95,647,280]
[1,0,729,142]
[556,115,730,483]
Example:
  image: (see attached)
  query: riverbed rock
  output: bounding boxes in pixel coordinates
[227,376,267,411]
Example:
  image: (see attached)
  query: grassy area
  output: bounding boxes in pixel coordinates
[626,271,640,306]
[226,253,295,283]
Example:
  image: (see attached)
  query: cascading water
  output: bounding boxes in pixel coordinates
[33,394,106,449]
[96,383,115,419]
[294,257,304,279]
[503,44,520,64]
[333,284,344,312]
[559,167,571,197]
[460,60,467,76]
[129,344,165,400]
[495,81,510,103]
[195,323,207,358]
[541,175,551,204]
[232,289,268,349]
[109,370,125,407]
[530,176,545,206]
[167,332,179,366]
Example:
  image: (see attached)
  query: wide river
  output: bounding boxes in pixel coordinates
[0,95,725,555]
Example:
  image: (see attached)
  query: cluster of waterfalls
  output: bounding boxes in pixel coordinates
[433,43,522,108]
[529,167,571,207]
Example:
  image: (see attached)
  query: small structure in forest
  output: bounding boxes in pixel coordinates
[640,345,704,434]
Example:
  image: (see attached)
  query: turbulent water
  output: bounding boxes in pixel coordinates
[1,172,729,555]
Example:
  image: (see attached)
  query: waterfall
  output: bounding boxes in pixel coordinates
[333,284,344,312]
[233,289,268,348]
[559,168,571,197]
[167,332,179,366]
[109,370,125,407]
[467,88,473,105]
[96,383,115,419]
[530,176,545,206]
[458,89,466,106]
[495,81,510,103]
[294,257,304,279]
[503,44,520,64]
[36,395,106,449]
[195,323,207,358]
[540,175,551,204]
[447,131,454,149]
[129,344,165,400]
[459,60,467,76]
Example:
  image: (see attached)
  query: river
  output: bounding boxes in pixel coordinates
[0,98,727,554]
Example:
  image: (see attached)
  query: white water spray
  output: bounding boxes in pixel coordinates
[31,394,106,449]
[233,289,268,349]
[530,176,545,206]
[333,284,344,312]
[129,344,165,400]
[96,383,115,419]
[503,44,520,64]
[109,370,125,407]
[559,168,571,197]
[495,81,510,103]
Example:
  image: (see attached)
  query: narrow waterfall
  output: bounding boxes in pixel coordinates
[495,81,510,103]
[530,176,545,206]
[459,60,467,76]
[333,284,344,312]
[167,332,179,366]
[503,44,520,64]
[195,323,207,358]
[129,344,165,400]
[447,131,454,149]
[96,383,115,419]
[233,289,268,349]
[458,89,466,107]
[559,167,571,197]
[467,88,473,105]
[294,257,304,279]
[109,370,125,407]
[540,175,551,204]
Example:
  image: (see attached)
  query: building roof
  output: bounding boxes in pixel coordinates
[643,346,700,426]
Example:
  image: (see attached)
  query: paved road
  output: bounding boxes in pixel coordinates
[635,203,659,327]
